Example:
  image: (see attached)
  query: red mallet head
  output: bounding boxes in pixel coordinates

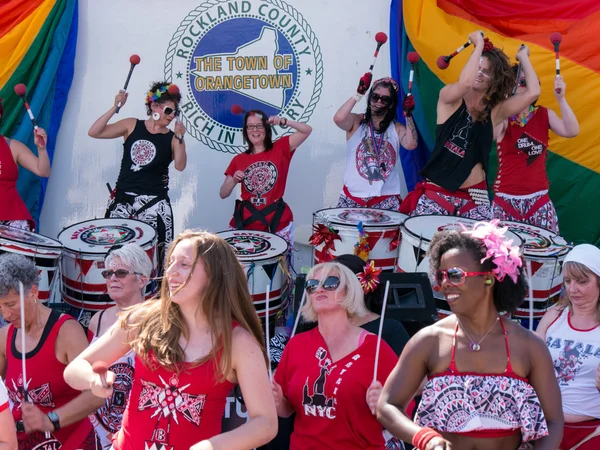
[129,54,141,65]
[167,84,180,95]
[375,32,388,45]
[14,83,27,97]
[550,32,562,52]
[407,52,420,64]
[92,361,108,376]
[231,104,244,115]
[436,55,450,70]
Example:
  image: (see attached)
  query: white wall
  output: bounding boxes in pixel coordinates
[40,0,394,244]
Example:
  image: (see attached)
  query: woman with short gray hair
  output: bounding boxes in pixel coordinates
[0,253,102,448]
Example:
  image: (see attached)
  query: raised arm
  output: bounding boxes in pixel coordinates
[397,117,418,150]
[172,120,187,171]
[333,96,363,133]
[9,128,50,177]
[269,117,312,151]
[492,45,540,126]
[548,77,579,138]
[88,90,136,139]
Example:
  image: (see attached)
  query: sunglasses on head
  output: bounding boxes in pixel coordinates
[370,93,392,106]
[435,268,491,287]
[305,276,341,294]
[162,105,180,117]
[101,269,140,279]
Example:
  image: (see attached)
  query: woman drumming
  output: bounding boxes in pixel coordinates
[404,33,540,220]
[220,111,312,245]
[0,254,102,449]
[537,244,600,450]
[87,243,152,448]
[65,230,277,450]
[88,82,187,269]
[0,100,50,231]
[377,220,563,450]
[334,77,418,211]
[272,261,398,449]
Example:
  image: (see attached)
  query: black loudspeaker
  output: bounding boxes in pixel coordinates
[379,272,438,324]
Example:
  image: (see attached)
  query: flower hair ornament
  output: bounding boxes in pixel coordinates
[372,77,399,92]
[462,219,522,283]
[482,37,496,53]
[357,260,382,294]
[146,84,180,103]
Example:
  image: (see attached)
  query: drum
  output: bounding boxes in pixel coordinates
[0,225,63,303]
[312,208,406,270]
[396,215,523,319]
[500,221,571,324]
[218,230,289,319]
[57,218,158,311]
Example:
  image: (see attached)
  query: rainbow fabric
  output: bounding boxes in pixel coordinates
[391,0,600,246]
[0,0,78,227]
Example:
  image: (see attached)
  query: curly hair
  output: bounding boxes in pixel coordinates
[428,229,527,313]
[0,253,39,298]
[479,49,515,121]
[144,81,182,115]
[361,80,398,133]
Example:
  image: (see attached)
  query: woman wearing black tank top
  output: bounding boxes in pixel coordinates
[89,81,187,273]
[404,32,541,221]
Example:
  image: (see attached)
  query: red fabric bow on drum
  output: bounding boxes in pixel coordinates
[357,260,383,294]
[309,224,341,261]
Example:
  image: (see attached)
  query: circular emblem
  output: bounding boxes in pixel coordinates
[95,360,134,433]
[243,160,278,197]
[80,226,136,246]
[226,235,271,256]
[337,210,391,225]
[355,139,396,182]
[164,0,323,154]
[130,139,157,171]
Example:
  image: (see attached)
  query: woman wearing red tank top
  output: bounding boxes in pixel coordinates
[0,253,103,449]
[0,99,50,231]
[377,221,563,450]
[65,230,277,450]
[537,244,600,449]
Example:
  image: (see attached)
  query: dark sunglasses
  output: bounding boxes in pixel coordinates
[305,276,341,294]
[435,268,491,287]
[370,93,392,106]
[163,105,180,117]
[101,269,141,279]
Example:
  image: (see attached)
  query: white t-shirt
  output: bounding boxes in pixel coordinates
[0,378,9,413]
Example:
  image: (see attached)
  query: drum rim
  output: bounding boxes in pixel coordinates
[0,224,63,250]
[57,218,157,254]
[314,207,407,228]
[216,230,289,262]
[499,220,571,258]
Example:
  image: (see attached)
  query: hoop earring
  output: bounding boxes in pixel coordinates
[152,112,160,121]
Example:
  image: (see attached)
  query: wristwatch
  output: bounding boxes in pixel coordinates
[47,410,60,431]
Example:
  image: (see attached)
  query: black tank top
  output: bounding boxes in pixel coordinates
[420,100,492,191]
[115,119,174,195]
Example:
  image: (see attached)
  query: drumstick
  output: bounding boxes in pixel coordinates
[512,62,522,96]
[437,31,484,70]
[18,282,28,402]
[14,84,44,147]
[265,285,272,381]
[550,32,562,93]
[525,260,535,331]
[407,52,420,96]
[116,54,141,113]
[92,361,110,388]
[291,290,307,339]
[368,32,388,74]
[373,280,391,382]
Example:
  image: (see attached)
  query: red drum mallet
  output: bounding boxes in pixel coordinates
[437,32,484,70]
[550,32,563,94]
[116,54,141,113]
[92,361,110,388]
[14,83,44,146]
[407,52,420,96]
[369,32,388,73]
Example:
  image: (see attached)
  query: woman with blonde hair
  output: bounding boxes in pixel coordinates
[537,244,600,450]
[65,230,277,450]
[272,261,398,449]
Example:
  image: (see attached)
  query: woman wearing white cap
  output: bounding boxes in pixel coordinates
[537,244,600,450]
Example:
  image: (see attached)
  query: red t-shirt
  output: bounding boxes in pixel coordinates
[274,328,398,450]
[494,106,550,195]
[0,136,34,226]
[225,136,294,231]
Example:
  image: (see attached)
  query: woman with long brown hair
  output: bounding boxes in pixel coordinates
[65,230,278,450]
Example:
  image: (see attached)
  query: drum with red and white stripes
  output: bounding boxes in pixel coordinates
[57,218,158,311]
[218,230,289,319]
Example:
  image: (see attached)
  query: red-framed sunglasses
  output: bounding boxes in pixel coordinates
[435,268,491,286]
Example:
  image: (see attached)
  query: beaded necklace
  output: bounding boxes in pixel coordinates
[509,105,538,127]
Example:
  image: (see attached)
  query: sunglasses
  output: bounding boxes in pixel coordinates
[246,124,265,131]
[162,105,180,117]
[435,268,491,286]
[101,269,141,279]
[370,93,392,106]
[305,276,341,294]
[478,69,491,79]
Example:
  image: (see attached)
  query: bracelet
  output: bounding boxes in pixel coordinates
[412,427,442,450]
[353,93,364,103]
[280,118,288,127]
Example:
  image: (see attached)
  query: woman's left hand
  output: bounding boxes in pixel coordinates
[268,116,283,126]
[21,403,54,433]
[174,120,186,139]
[190,440,213,450]
[366,380,383,415]
[34,128,47,149]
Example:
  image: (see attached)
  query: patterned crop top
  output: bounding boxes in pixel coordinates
[415,318,548,443]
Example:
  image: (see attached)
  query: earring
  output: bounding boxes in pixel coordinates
[485,279,493,285]
[152,112,160,120]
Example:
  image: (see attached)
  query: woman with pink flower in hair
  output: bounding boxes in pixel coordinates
[377,220,563,450]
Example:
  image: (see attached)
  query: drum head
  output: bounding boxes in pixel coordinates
[500,221,570,258]
[58,218,157,254]
[314,208,406,227]
[217,230,288,262]
[0,224,62,250]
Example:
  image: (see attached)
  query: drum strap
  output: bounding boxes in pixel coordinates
[424,190,477,216]
[233,199,286,233]
[342,185,401,208]
[110,190,169,219]
[494,193,550,221]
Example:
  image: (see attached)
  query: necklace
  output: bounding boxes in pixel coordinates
[509,105,538,127]
[458,316,498,352]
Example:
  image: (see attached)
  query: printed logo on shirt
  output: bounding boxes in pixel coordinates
[95,359,135,433]
[243,160,278,206]
[444,112,473,158]
[20,432,60,450]
[547,335,600,385]
[8,375,55,409]
[515,132,545,166]
[355,136,396,183]
[130,139,157,172]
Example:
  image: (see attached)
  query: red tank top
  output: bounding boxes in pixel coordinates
[114,352,235,449]
[494,106,550,195]
[5,310,93,448]
[0,136,34,226]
